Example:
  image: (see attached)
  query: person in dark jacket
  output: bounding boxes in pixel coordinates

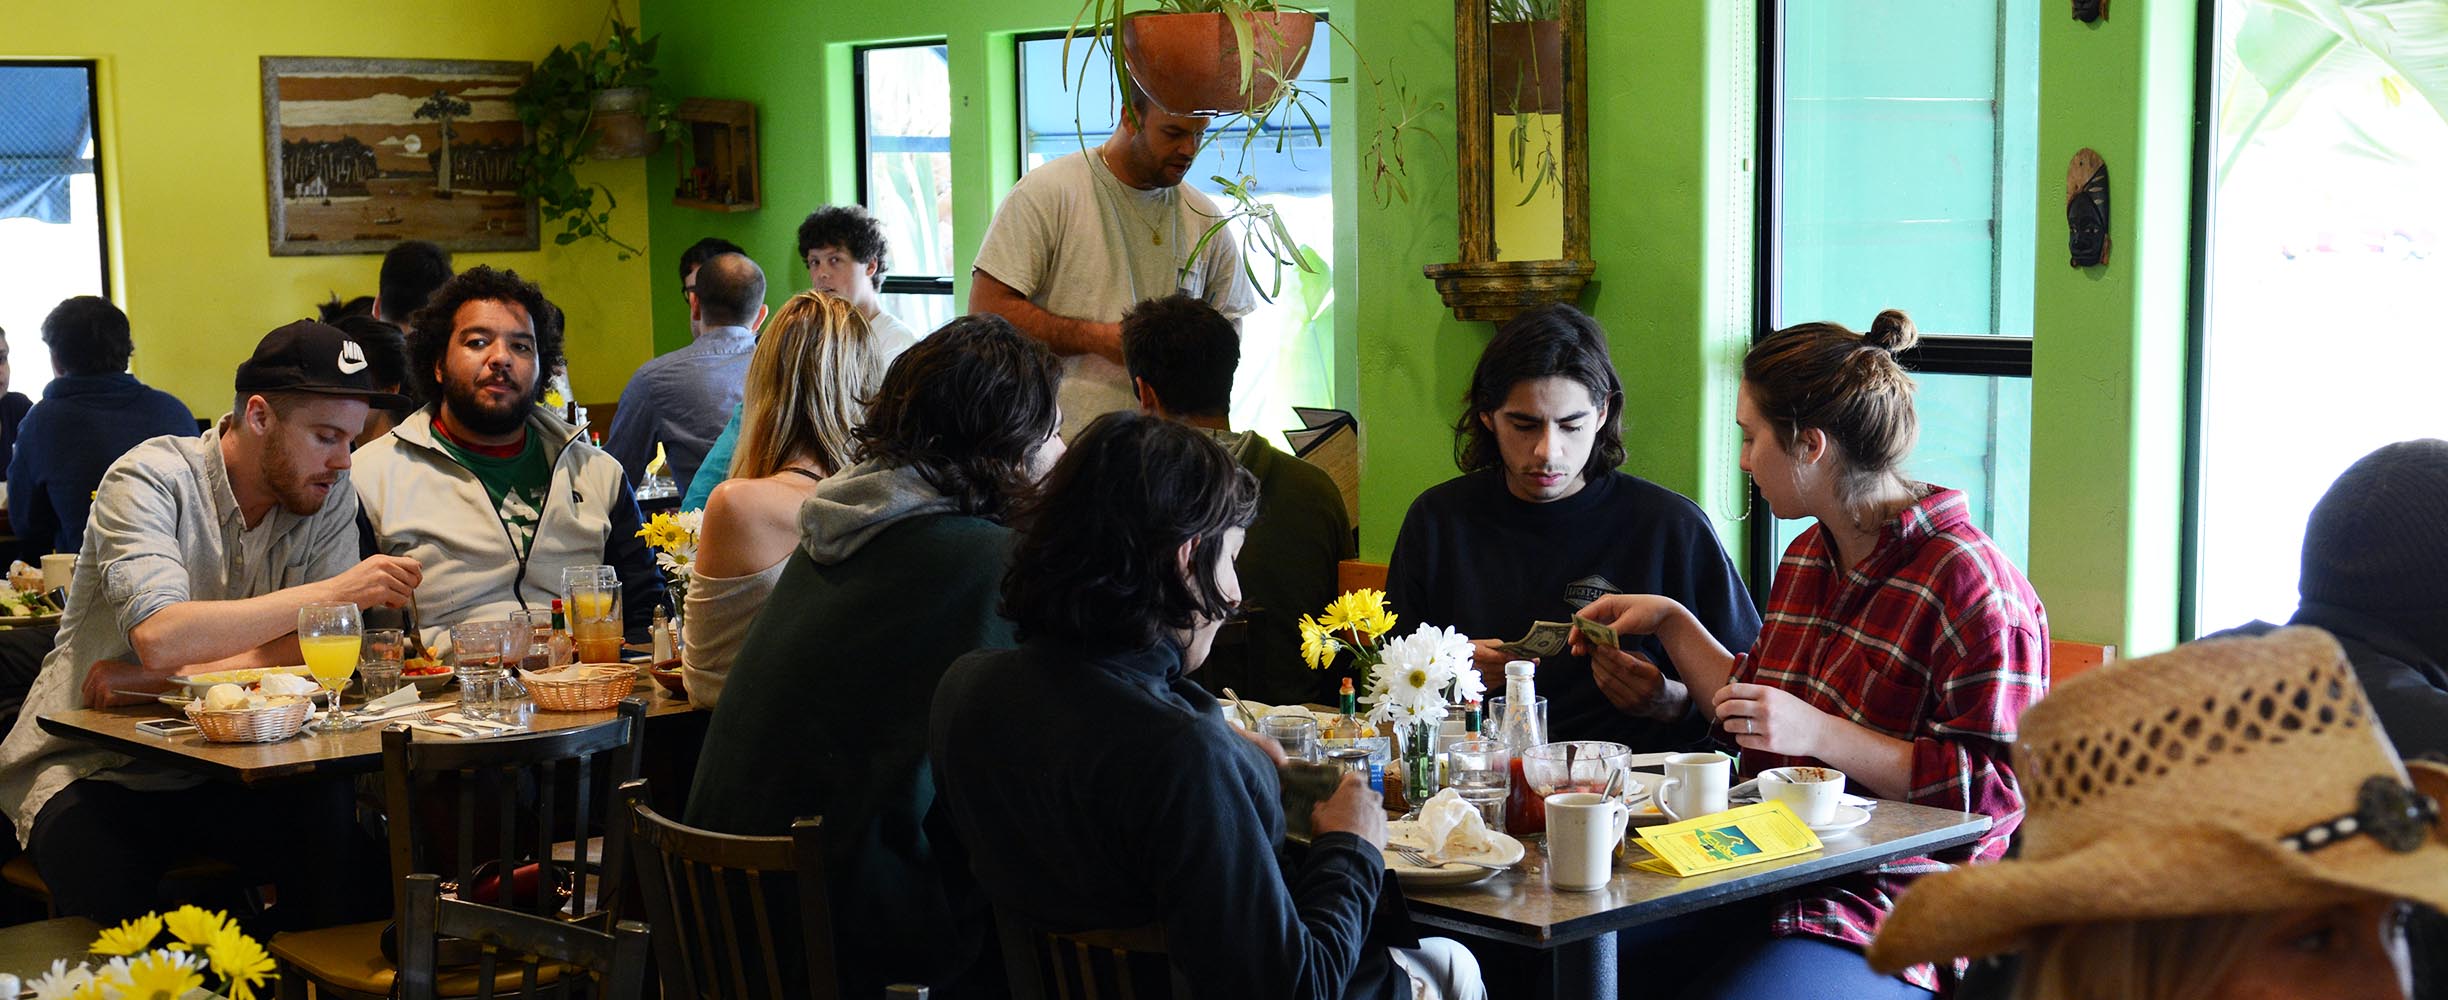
[686,313,1065,998]
[933,411,1485,1000]
[8,297,196,559]
[2208,438,2448,1000]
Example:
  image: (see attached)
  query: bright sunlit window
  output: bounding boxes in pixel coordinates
[856,42,956,337]
[2191,0,2448,632]
[0,62,105,393]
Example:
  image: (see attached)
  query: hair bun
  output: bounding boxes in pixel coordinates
[1864,310,1918,354]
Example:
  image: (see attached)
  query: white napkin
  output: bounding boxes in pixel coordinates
[1416,788,1495,856]
[366,684,423,713]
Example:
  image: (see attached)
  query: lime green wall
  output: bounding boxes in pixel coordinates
[636,0,2193,654]
[2026,6,2197,654]
[6,0,656,411]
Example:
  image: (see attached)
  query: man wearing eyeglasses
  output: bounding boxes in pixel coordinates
[603,239,766,490]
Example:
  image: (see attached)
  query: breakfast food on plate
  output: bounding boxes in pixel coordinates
[183,665,313,687]
[1416,787,1497,856]
[403,656,447,677]
[255,673,319,699]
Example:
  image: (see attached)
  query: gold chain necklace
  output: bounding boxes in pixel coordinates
[1096,147,1180,247]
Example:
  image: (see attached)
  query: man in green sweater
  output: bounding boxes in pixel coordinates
[1124,293,1353,706]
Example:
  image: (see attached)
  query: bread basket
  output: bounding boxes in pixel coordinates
[183,697,313,743]
[519,664,635,712]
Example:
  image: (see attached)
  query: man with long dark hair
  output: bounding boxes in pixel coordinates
[1385,303,1759,752]
[687,312,1063,998]
[352,266,662,651]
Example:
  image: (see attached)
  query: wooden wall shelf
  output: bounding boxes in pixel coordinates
[672,98,759,212]
[1423,259,1597,323]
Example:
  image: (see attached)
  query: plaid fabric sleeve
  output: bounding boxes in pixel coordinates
[1907,611,2049,848]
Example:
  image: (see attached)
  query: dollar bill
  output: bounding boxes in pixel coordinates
[1571,612,1620,650]
[1495,620,1574,660]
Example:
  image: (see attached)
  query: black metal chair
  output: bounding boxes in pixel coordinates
[397,873,651,1000]
[619,778,839,1000]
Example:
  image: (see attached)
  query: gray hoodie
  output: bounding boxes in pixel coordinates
[798,459,960,565]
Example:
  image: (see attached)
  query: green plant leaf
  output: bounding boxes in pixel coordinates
[2222,0,2448,180]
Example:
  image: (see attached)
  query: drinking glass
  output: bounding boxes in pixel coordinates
[1259,714,1320,763]
[1487,694,1548,751]
[1446,738,1510,833]
[299,602,362,732]
[563,566,623,663]
[451,620,512,722]
[360,628,406,700]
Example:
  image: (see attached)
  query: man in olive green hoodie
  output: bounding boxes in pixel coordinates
[685,314,1064,999]
[1124,293,1354,706]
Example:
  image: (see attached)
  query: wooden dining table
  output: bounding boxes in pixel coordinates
[1400,799,1992,1000]
[37,678,701,786]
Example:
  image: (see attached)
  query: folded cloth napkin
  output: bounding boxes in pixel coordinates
[366,683,423,713]
[1416,788,1496,856]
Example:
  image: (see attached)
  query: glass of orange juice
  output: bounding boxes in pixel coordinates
[563,565,623,663]
[299,601,363,732]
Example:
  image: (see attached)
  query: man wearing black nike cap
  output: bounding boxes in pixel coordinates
[0,318,420,926]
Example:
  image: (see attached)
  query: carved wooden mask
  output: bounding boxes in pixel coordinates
[2067,148,2111,267]
[2073,0,2106,22]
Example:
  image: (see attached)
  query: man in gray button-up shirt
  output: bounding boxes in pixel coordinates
[602,252,767,490]
[0,320,421,925]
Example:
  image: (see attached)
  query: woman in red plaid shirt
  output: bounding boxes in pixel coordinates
[1581,309,2049,998]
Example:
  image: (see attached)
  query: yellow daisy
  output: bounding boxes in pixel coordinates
[162,905,228,951]
[120,951,203,1000]
[1299,615,1335,670]
[89,913,163,957]
[205,923,277,1000]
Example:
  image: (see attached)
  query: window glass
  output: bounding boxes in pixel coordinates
[0,63,104,389]
[858,43,954,336]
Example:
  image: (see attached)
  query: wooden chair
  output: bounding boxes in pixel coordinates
[1337,559,1388,595]
[269,699,647,1000]
[996,909,1189,1000]
[397,873,651,1000]
[2050,639,2116,685]
[619,778,840,1000]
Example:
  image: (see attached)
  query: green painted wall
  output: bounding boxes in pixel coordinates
[636,0,2194,654]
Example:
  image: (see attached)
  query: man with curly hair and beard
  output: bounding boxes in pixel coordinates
[352,265,664,653]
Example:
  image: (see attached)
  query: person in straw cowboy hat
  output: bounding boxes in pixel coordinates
[1869,627,2444,999]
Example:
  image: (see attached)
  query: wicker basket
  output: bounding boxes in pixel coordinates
[183,697,313,743]
[519,664,636,712]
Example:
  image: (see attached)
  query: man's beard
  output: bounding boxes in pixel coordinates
[442,374,537,437]
[262,439,335,516]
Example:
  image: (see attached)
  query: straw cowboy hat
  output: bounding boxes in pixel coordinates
[1869,626,2448,972]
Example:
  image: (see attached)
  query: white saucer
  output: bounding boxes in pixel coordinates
[1805,804,1872,836]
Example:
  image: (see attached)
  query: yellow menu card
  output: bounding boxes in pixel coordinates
[1628,801,1824,877]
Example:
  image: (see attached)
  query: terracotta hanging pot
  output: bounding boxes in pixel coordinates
[586,86,662,159]
[1490,20,1564,116]
[1119,11,1319,116]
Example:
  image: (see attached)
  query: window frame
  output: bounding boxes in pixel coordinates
[0,59,112,300]
[850,41,956,301]
[1748,0,2036,597]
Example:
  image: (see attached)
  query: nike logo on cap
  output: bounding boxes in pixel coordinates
[337,341,368,374]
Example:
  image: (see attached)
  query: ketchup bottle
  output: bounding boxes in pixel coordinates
[1499,660,1546,835]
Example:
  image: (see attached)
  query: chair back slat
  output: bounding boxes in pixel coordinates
[997,908,1184,1000]
[534,757,560,915]
[398,873,652,1000]
[618,779,841,1000]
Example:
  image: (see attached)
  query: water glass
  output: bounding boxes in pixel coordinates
[451,620,512,722]
[1487,694,1548,752]
[1259,714,1320,763]
[360,628,406,700]
[1445,738,1510,833]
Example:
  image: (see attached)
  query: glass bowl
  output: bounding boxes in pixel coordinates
[1521,740,1632,797]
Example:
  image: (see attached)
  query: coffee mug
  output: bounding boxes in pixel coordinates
[1656,751,1732,821]
[1759,765,1846,826]
[1544,792,1630,891]
[39,554,75,597]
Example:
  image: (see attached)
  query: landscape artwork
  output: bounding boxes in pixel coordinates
[262,57,536,256]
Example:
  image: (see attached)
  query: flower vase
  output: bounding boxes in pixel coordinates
[1404,719,1440,800]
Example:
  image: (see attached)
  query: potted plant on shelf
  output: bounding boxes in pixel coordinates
[1065,0,1443,300]
[512,14,686,259]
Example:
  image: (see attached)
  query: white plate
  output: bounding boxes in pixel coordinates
[1806,804,1872,836]
[1384,820,1526,887]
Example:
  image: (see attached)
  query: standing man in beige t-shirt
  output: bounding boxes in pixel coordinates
[970,87,1257,437]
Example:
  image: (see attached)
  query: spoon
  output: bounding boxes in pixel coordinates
[1221,687,1257,730]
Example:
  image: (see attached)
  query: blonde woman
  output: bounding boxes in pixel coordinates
[1869,627,2444,999]
[681,291,890,707]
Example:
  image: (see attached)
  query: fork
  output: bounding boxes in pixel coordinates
[1390,845,1508,870]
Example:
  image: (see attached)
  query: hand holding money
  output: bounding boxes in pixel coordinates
[1571,612,1619,651]
[1494,620,1574,660]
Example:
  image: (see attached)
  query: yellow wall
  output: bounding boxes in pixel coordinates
[5,0,654,411]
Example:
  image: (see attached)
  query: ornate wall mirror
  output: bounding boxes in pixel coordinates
[1424,0,1593,322]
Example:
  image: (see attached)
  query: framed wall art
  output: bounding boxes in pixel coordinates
[262,56,536,255]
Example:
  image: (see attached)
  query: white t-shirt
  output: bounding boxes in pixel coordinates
[867,308,921,362]
[973,150,1257,436]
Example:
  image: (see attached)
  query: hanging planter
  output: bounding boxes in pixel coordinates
[1490,19,1564,116]
[1118,10,1319,116]
[584,86,663,159]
